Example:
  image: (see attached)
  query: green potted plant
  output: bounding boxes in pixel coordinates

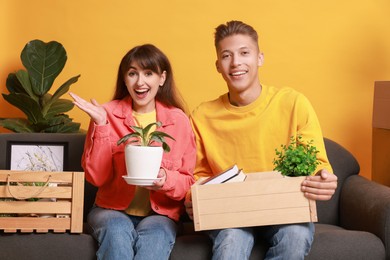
[117,121,175,184]
[273,135,321,177]
[0,39,80,133]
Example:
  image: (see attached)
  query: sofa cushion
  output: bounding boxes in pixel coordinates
[306,224,385,259]
[0,232,98,260]
[171,223,386,260]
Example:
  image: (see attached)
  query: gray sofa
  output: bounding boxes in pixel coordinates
[0,133,389,260]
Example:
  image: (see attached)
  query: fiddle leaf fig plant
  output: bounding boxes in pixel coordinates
[0,39,81,133]
[117,121,175,152]
[273,135,321,177]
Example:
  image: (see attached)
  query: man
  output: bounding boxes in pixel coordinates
[185,20,338,260]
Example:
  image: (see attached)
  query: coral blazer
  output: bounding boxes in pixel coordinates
[82,97,196,221]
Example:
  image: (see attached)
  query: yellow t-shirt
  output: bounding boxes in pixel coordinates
[125,110,156,217]
[190,85,332,179]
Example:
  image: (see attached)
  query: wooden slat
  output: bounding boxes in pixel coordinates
[194,176,306,199]
[0,170,73,183]
[0,186,72,199]
[0,201,71,214]
[20,229,34,233]
[0,217,70,231]
[197,192,309,215]
[198,207,312,230]
[70,172,84,233]
[309,199,318,222]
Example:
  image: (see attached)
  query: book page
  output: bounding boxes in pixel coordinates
[224,170,246,183]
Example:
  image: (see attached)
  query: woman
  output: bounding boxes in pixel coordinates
[70,44,196,259]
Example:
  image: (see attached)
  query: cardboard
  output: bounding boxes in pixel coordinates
[373,81,390,130]
[372,128,390,186]
[191,171,317,231]
[372,81,390,186]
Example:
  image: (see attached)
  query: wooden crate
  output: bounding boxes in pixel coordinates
[191,171,317,231]
[0,170,84,233]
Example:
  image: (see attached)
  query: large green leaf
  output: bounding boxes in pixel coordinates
[6,73,26,94]
[52,75,80,100]
[42,74,80,116]
[46,121,81,133]
[2,93,44,123]
[43,115,80,133]
[0,118,34,133]
[30,114,68,132]
[44,99,74,118]
[14,70,38,101]
[21,40,67,96]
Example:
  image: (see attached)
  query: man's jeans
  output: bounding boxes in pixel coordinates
[208,223,315,260]
[88,206,177,260]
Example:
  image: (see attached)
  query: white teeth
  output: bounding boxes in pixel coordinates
[231,71,247,76]
[135,89,148,94]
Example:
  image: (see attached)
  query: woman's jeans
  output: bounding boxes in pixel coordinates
[88,206,177,260]
[208,222,315,260]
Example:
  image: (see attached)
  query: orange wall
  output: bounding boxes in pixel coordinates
[2,0,390,179]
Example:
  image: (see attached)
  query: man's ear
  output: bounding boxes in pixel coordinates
[215,60,221,73]
[258,52,264,67]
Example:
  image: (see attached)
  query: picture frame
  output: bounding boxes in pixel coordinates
[0,133,86,171]
[6,141,68,171]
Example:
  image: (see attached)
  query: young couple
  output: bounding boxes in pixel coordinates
[70,20,337,260]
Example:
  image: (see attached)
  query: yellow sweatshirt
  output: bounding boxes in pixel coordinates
[190,85,332,179]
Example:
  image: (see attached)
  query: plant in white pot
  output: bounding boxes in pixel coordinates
[117,121,175,184]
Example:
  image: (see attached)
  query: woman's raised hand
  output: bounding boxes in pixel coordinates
[69,92,107,126]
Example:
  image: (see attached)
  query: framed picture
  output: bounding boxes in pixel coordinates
[6,141,68,171]
[0,133,85,171]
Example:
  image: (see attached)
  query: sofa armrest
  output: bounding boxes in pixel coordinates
[340,175,390,258]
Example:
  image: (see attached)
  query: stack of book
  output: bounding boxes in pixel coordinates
[200,164,246,185]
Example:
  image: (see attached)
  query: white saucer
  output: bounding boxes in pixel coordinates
[122,176,162,186]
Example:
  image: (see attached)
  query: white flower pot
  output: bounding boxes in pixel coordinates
[124,145,163,179]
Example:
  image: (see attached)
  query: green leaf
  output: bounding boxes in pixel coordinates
[2,93,44,123]
[150,131,175,141]
[41,75,80,116]
[142,122,159,137]
[51,75,80,102]
[0,118,34,133]
[14,70,38,102]
[21,40,67,96]
[36,115,75,133]
[117,121,175,151]
[117,132,142,145]
[162,142,171,152]
[45,121,80,133]
[44,98,74,118]
[273,134,320,177]
[130,125,143,135]
[6,73,27,94]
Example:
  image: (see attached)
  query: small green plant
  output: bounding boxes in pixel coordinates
[273,135,321,177]
[117,121,175,152]
[0,39,80,133]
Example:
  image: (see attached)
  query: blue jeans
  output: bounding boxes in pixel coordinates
[87,206,177,260]
[208,223,315,260]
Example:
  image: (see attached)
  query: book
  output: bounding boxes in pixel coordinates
[225,170,247,183]
[200,165,246,185]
